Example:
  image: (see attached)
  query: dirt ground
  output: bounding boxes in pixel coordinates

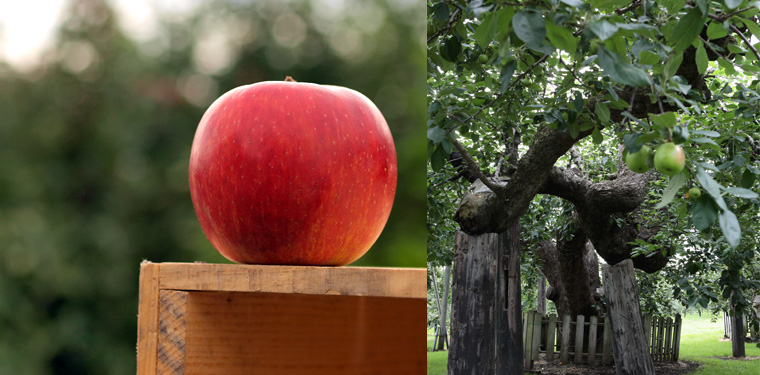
[526,359,701,375]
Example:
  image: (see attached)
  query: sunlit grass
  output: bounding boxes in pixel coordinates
[427,313,760,374]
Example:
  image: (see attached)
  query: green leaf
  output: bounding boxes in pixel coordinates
[696,41,708,75]
[595,101,611,123]
[666,0,686,13]
[592,127,604,144]
[590,0,630,10]
[663,52,684,82]
[741,169,756,189]
[719,210,741,248]
[500,60,518,94]
[475,11,498,49]
[717,57,737,75]
[427,126,446,143]
[597,46,651,87]
[656,171,688,209]
[692,130,720,137]
[432,2,450,24]
[588,20,619,42]
[692,195,719,231]
[724,0,742,10]
[706,21,728,39]
[441,37,461,62]
[559,0,585,7]
[726,187,759,199]
[623,132,644,153]
[649,112,677,128]
[639,50,660,65]
[696,167,728,210]
[669,8,706,53]
[513,10,546,49]
[431,144,448,172]
[695,0,708,14]
[546,20,578,54]
[741,18,760,40]
[692,137,720,147]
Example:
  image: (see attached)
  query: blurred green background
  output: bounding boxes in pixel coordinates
[0,0,425,373]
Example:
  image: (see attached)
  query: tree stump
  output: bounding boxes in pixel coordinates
[448,224,523,375]
[602,259,655,375]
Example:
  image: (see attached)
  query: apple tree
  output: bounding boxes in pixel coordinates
[427,0,760,373]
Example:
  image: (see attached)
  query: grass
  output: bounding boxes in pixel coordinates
[678,313,760,375]
[427,313,760,374]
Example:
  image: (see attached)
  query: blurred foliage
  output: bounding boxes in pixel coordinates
[0,0,424,373]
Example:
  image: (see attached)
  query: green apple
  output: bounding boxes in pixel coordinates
[478,54,489,64]
[625,145,652,173]
[687,187,701,199]
[654,142,685,176]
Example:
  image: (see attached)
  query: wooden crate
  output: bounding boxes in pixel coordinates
[136,261,426,375]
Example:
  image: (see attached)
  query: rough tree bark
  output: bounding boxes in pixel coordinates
[603,260,655,375]
[538,239,602,319]
[537,274,546,315]
[731,312,746,357]
[448,225,522,375]
[436,265,451,351]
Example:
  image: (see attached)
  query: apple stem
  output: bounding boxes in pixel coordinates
[284,76,297,82]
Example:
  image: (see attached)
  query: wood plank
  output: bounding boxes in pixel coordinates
[157,290,188,374]
[183,291,424,374]
[656,316,665,362]
[574,315,585,364]
[643,314,652,354]
[673,314,682,361]
[158,262,425,298]
[560,314,571,363]
[524,311,535,370]
[588,316,598,366]
[546,314,557,361]
[602,316,611,365]
[137,261,161,375]
[532,312,542,361]
[664,317,672,363]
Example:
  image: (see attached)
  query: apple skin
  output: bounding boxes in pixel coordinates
[625,145,651,173]
[654,142,685,176]
[189,80,397,265]
[687,187,701,199]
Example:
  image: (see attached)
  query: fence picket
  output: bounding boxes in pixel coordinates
[588,316,598,366]
[532,311,542,361]
[521,313,682,365]
[546,314,557,361]
[673,314,682,361]
[523,311,535,370]
[560,314,571,363]
[574,315,585,364]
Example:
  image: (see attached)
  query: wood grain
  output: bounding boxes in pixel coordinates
[183,291,425,375]
[157,263,424,298]
[137,261,161,375]
[137,262,425,375]
[157,290,188,375]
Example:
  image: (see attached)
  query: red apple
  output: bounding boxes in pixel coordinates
[189,78,397,265]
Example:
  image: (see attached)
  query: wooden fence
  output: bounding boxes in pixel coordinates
[722,311,759,339]
[522,311,682,369]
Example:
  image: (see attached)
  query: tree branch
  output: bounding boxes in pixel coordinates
[427,6,462,44]
[728,23,760,62]
[450,137,506,198]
